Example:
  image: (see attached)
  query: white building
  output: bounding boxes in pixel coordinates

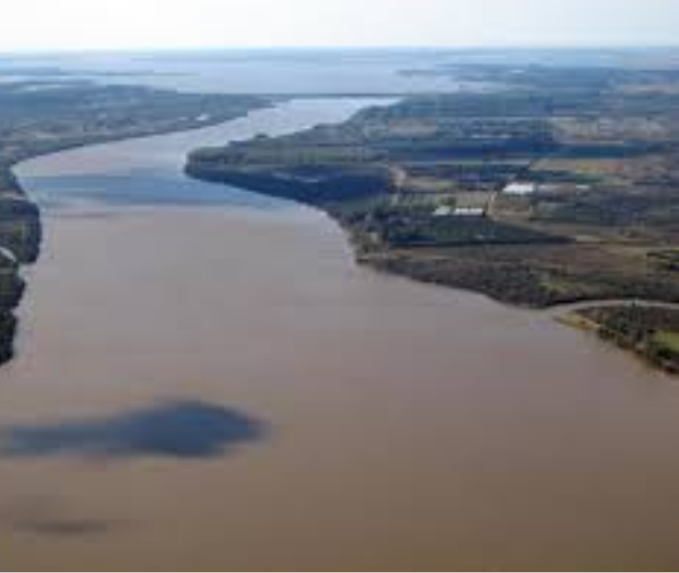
[0,246,17,267]
[454,207,485,217]
[433,205,453,217]
[503,182,537,195]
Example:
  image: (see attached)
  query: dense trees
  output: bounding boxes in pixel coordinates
[580,305,679,373]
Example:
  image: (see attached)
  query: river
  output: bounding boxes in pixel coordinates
[2,99,679,570]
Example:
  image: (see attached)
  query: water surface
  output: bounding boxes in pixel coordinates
[3,99,679,570]
[0,50,465,94]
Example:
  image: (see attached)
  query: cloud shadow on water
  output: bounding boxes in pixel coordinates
[2,495,125,538]
[11,515,120,537]
[0,400,267,460]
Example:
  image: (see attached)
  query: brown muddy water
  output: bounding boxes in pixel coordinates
[3,100,679,571]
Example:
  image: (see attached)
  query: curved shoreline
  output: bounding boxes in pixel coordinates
[547,298,679,316]
[552,301,679,375]
[184,162,679,316]
[10,94,679,376]
[183,163,679,376]
[8,95,679,569]
[1,102,274,368]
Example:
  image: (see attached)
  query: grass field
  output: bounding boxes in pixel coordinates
[654,330,679,353]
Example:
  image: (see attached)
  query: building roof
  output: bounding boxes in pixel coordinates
[504,182,536,195]
[0,246,18,267]
[454,207,485,216]
[433,205,453,217]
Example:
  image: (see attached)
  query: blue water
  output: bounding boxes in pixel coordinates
[16,98,390,210]
[21,169,292,210]
[0,49,464,94]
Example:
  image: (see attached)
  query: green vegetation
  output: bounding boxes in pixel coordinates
[343,204,567,249]
[575,305,679,374]
[187,62,679,309]
[648,249,679,272]
[0,80,268,366]
[0,249,21,364]
[654,330,679,354]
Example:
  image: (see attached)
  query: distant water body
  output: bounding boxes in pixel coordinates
[0,50,473,94]
[4,98,679,570]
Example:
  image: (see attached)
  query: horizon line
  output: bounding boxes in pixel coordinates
[2,44,679,56]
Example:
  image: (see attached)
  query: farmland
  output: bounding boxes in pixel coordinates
[187,63,679,310]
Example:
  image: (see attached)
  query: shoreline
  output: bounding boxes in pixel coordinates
[558,304,679,375]
[0,101,274,368]
[184,163,679,313]
[8,89,677,375]
[184,166,679,376]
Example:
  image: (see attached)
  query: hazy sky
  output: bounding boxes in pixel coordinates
[1,0,678,52]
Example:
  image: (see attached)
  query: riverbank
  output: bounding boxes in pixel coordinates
[0,81,269,366]
[558,304,679,374]
[180,162,679,375]
[186,84,679,310]
[8,97,679,570]
[183,158,679,376]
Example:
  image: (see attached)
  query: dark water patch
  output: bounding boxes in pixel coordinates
[22,170,295,210]
[12,516,119,537]
[0,400,266,459]
[2,495,123,538]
